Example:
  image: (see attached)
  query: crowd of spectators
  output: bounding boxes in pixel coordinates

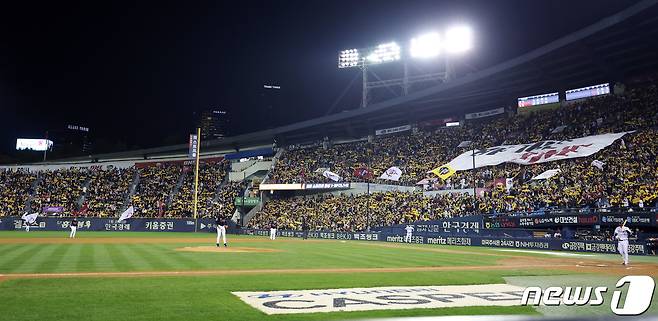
[203,181,248,219]
[251,128,657,231]
[132,165,182,217]
[268,85,657,187]
[85,168,136,217]
[31,169,89,213]
[0,170,37,216]
[250,191,442,231]
[169,161,229,217]
[0,161,238,219]
[252,84,658,231]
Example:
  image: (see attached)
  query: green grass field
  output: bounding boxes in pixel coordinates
[0,231,656,321]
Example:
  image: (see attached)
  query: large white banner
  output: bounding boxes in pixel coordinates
[446,132,629,171]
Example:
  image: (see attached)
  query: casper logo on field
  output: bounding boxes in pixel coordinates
[232,284,527,315]
[521,275,656,316]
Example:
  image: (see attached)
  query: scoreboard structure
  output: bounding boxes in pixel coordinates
[517,92,559,108]
[565,83,610,101]
[516,83,612,113]
[15,139,53,151]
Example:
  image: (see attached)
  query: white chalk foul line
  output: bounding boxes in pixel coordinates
[493,249,594,257]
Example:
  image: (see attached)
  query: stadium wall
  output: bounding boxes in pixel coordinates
[1,216,219,233]
[2,214,654,255]
[240,228,649,255]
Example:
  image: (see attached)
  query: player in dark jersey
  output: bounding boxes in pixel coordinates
[70,218,79,238]
[269,221,277,240]
[302,215,308,240]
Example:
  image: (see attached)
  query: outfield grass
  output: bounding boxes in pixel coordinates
[1,231,657,321]
[0,271,543,321]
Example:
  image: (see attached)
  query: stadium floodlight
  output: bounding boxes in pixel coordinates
[366,42,401,64]
[444,25,473,54]
[410,32,442,58]
[338,48,361,68]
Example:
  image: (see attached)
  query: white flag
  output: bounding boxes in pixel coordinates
[21,213,38,224]
[505,178,514,192]
[550,125,567,134]
[322,170,342,182]
[379,166,402,181]
[416,178,436,185]
[118,206,135,222]
[457,140,472,148]
[591,160,605,170]
[531,169,561,180]
[314,167,330,174]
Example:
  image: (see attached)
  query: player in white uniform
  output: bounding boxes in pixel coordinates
[614,221,632,265]
[269,222,277,240]
[216,217,227,247]
[404,225,414,243]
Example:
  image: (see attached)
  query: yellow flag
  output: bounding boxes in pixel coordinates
[430,164,456,180]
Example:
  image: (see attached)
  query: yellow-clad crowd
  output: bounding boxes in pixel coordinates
[0,170,37,216]
[250,129,657,231]
[250,191,456,231]
[252,84,658,231]
[202,181,248,219]
[131,165,181,217]
[268,85,657,188]
[0,161,238,219]
[85,168,137,217]
[168,161,229,217]
[31,169,89,213]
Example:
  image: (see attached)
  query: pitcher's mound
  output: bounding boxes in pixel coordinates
[175,246,281,253]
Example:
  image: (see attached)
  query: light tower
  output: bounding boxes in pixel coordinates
[338,25,473,108]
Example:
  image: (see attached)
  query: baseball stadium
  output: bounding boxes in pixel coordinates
[1,1,658,321]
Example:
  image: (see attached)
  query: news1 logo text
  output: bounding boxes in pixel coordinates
[521,275,655,315]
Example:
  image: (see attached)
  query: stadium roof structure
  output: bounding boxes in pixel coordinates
[60,0,658,163]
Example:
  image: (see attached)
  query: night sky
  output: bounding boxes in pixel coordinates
[0,0,636,157]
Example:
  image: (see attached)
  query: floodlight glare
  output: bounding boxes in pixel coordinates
[338,48,361,68]
[445,26,473,54]
[366,42,401,64]
[410,32,442,58]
